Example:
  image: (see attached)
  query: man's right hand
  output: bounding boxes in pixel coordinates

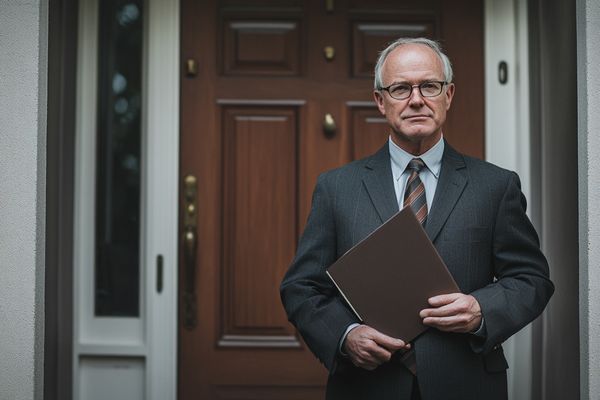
[342,325,410,370]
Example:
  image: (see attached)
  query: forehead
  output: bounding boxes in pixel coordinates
[381,44,444,81]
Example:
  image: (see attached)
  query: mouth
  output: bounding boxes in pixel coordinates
[403,114,430,120]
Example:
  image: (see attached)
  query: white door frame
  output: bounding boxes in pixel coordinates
[72,0,534,398]
[144,0,180,397]
[485,0,535,399]
[73,0,179,398]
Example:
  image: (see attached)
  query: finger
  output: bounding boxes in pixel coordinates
[357,335,394,362]
[419,302,462,318]
[421,294,478,318]
[369,330,407,351]
[352,348,385,368]
[422,317,463,332]
[422,315,475,332]
[428,292,462,307]
[368,344,393,363]
[345,333,390,364]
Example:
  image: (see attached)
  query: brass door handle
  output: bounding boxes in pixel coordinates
[183,175,198,329]
[183,227,197,329]
[323,113,336,137]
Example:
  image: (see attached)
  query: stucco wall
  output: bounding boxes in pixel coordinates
[577,0,600,398]
[0,1,47,399]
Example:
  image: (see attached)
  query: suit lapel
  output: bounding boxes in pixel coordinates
[362,144,399,223]
[425,142,468,242]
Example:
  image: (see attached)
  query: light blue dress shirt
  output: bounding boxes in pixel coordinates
[389,135,444,210]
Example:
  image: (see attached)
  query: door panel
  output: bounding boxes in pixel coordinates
[221,105,300,346]
[180,1,483,398]
[222,19,303,76]
[349,104,391,160]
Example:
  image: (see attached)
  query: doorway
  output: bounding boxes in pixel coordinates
[179,0,484,398]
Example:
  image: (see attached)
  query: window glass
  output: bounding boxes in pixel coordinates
[95,0,144,317]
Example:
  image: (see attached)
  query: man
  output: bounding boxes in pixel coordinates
[280,38,554,400]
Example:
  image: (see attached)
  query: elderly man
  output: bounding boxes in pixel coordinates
[280,38,554,400]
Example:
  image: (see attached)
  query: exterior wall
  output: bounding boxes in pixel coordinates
[0,1,48,399]
[577,0,600,398]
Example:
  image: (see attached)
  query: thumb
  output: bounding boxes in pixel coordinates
[370,330,407,351]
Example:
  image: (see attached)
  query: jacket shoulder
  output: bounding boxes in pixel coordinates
[459,153,517,183]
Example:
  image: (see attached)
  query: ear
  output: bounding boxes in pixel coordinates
[445,83,455,110]
[373,90,386,115]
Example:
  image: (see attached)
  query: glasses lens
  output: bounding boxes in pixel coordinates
[420,82,443,97]
[388,84,412,99]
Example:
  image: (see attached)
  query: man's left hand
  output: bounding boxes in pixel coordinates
[419,293,482,333]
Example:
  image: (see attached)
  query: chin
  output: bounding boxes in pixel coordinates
[403,131,437,141]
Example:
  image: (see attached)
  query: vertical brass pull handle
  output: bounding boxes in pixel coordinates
[183,175,198,329]
[183,228,197,329]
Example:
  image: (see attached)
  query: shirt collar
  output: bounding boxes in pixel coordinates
[389,135,444,180]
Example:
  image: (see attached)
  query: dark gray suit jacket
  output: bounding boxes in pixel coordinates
[280,142,554,400]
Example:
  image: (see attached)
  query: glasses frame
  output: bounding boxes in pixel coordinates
[378,81,449,100]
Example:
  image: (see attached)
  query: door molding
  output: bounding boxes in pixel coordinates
[46,0,78,398]
[72,0,179,398]
[144,0,180,397]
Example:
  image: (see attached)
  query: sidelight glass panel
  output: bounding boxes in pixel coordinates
[95,0,144,317]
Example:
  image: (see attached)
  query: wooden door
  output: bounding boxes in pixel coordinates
[179,1,483,398]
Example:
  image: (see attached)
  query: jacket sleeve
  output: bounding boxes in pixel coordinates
[470,172,555,354]
[280,173,359,372]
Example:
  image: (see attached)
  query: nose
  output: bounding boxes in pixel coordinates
[408,86,425,106]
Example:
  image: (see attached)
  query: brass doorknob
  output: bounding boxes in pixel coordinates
[323,46,335,62]
[323,113,336,136]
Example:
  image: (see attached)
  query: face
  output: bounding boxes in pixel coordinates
[373,44,455,153]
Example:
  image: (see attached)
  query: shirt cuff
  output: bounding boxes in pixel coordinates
[338,323,361,356]
[470,316,486,338]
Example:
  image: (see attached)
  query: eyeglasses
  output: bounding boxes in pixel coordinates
[378,81,448,100]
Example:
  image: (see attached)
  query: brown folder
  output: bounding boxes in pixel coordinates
[326,206,460,342]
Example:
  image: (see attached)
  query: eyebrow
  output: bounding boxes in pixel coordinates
[388,78,444,86]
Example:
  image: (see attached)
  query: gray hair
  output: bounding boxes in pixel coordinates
[373,37,453,90]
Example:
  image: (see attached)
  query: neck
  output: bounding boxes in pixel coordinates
[390,132,442,156]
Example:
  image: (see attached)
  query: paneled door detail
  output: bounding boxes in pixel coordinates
[179,1,484,398]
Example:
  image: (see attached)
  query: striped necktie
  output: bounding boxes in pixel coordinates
[399,158,427,376]
[404,158,428,225]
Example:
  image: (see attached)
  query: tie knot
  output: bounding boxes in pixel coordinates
[407,158,426,173]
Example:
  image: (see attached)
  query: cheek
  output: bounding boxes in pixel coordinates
[430,103,446,118]
[387,103,406,118]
